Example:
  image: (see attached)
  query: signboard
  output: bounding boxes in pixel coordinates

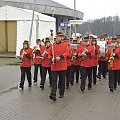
[97,41,107,57]
[69,20,82,25]
[70,44,77,49]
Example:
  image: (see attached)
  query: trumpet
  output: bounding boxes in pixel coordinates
[71,55,76,64]
[81,46,87,61]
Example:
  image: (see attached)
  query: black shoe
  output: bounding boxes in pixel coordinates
[88,87,92,90]
[40,85,44,90]
[110,88,113,92]
[59,95,64,98]
[81,88,85,92]
[103,76,106,79]
[94,82,96,85]
[66,86,69,89]
[33,81,37,84]
[49,95,56,101]
[114,87,117,90]
[76,80,78,84]
[19,85,24,89]
[70,83,74,86]
[97,75,101,79]
[28,84,31,87]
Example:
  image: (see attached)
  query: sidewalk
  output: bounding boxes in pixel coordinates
[0,79,120,120]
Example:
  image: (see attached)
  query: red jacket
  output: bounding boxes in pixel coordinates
[20,48,33,67]
[48,42,68,71]
[77,45,95,67]
[33,45,44,64]
[106,48,120,70]
[41,45,51,68]
[66,46,73,67]
[92,45,100,66]
[75,47,82,66]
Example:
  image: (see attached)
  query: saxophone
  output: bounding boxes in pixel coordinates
[108,48,115,68]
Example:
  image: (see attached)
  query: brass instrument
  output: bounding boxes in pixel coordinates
[108,49,114,68]
[81,46,87,61]
[71,54,76,64]
[70,39,78,64]
[107,44,116,68]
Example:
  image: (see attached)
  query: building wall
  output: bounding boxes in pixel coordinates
[0,21,6,52]
[7,21,17,52]
[0,21,16,52]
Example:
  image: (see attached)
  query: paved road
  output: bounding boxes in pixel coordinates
[0,58,120,120]
[1,77,120,120]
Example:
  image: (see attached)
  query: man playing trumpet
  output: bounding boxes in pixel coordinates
[40,38,52,89]
[75,36,95,92]
[33,39,43,84]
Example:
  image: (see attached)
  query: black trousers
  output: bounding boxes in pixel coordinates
[33,64,42,82]
[40,66,52,86]
[20,67,31,87]
[92,66,97,85]
[70,65,75,84]
[118,70,120,85]
[50,70,66,97]
[66,66,72,87]
[80,66,92,90]
[98,61,108,78]
[108,70,119,89]
[75,65,80,83]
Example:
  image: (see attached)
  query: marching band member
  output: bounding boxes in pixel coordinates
[40,38,52,89]
[70,38,81,85]
[97,35,108,79]
[63,37,73,89]
[106,37,120,92]
[19,40,33,89]
[49,32,68,101]
[116,35,120,85]
[91,37,100,85]
[74,38,81,84]
[33,39,43,84]
[76,36,95,92]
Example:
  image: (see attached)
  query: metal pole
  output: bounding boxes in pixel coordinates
[29,0,36,46]
[74,0,77,36]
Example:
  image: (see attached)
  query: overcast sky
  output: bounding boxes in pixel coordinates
[53,0,120,21]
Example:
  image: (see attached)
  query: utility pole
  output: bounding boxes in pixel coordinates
[74,0,77,36]
[29,0,36,46]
